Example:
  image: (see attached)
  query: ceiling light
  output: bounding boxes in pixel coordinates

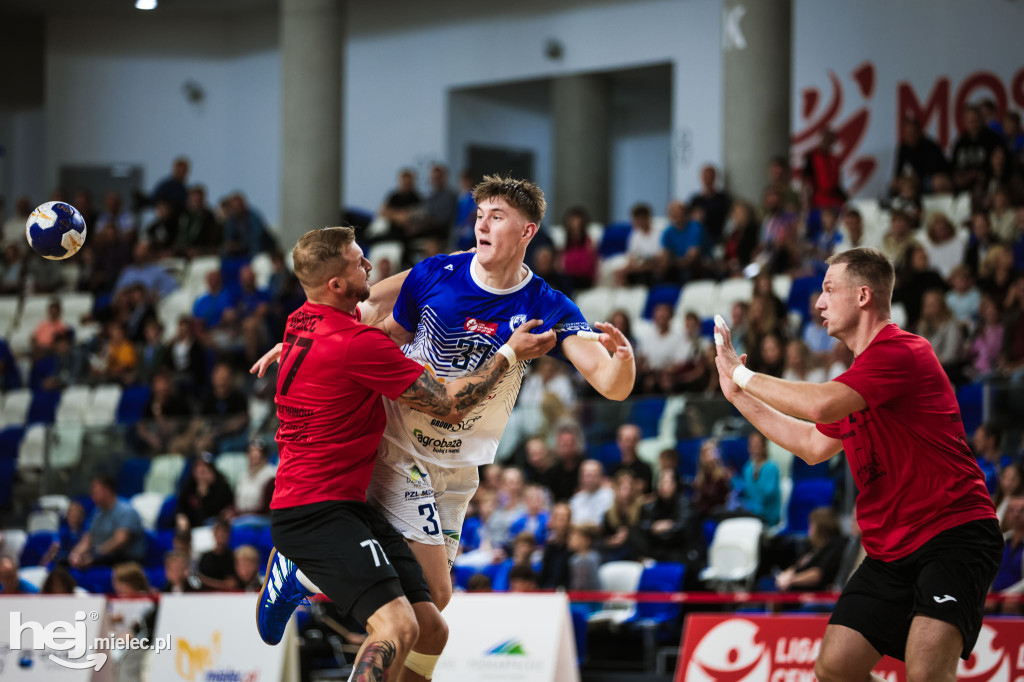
[135,0,158,10]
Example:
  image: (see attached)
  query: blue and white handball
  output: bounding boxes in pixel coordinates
[25,201,87,260]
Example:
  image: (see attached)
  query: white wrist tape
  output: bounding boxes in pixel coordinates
[713,314,727,346]
[497,344,518,366]
[405,651,440,678]
[732,365,755,389]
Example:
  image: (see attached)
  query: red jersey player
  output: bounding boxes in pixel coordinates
[254,226,555,682]
[714,247,1000,682]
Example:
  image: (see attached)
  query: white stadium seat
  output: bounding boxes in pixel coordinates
[677,280,717,319]
[145,454,186,496]
[700,517,764,589]
[56,386,92,424]
[131,492,167,531]
[0,389,31,429]
[86,384,123,427]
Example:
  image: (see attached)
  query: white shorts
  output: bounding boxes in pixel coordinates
[366,439,479,568]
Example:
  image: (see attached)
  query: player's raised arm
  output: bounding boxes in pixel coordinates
[562,321,636,401]
[358,270,412,328]
[398,319,555,423]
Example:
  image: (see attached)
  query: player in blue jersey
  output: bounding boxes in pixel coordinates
[253,175,636,681]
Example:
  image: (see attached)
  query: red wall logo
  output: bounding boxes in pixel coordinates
[792,63,1024,197]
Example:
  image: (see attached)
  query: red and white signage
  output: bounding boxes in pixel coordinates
[464,318,498,336]
[677,615,1024,682]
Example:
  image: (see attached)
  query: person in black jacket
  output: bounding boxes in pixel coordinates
[891,118,950,194]
[538,502,572,589]
[175,452,234,531]
[775,507,847,592]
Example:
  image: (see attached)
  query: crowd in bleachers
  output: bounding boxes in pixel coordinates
[0,101,1023,669]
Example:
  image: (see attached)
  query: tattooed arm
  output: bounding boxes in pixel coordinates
[397,319,556,424]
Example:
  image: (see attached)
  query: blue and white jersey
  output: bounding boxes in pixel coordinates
[381,252,590,467]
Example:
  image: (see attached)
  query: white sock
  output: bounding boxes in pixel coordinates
[296,569,323,594]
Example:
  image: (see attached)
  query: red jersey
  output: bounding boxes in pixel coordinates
[271,302,424,509]
[816,324,995,561]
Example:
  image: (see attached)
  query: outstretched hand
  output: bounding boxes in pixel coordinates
[592,321,634,362]
[713,316,747,402]
[250,343,283,378]
[506,319,557,362]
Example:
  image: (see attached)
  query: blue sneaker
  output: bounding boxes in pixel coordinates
[256,547,312,645]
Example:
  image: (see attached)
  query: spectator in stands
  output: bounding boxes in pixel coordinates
[893,243,947,329]
[40,567,78,594]
[693,439,731,518]
[952,105,1004,195]
[921,212,966,281]
[742,296,784,372]
[97,190,136,236]
[892,118,949,193]
[549,422,585,502]
[113,241,178,298]
[782,339,825,384]
[233,545,263,592]
[569,459,613,526]
[451,170,478,251]
[24,245,65,293]
[111,562,153,599]
[688,164,732,244]
[775,507,846,592]
[636,303,692,394]
[1,196,31,245]
[915,289,965,382]
[754,270,787,322]
[222,192,273,258]
[978,244,1016,305]
[377,167,422,240]
[832,207,869,254]
[162,550,201,593]
[190,361,250,454]
[764,156,801,211]
[508,484,550,547]
[418,163,458,241]
[137,370,191,454]
[233,265,272,363]
[1004,110,1024,156]
[974,422,1009,477]
[143,156,190,218]
[802,292,837,364]
[888,175,923,228]
[166,316,208,393]
[539,502,572,589]
[459,489,496,557]
[879,210,918,265]
[750,332,785,378]
[193,270,235,333]
[620,202,662,286]
[985,146,1015,201]
[720,201,760,277]
[639,469,694,564]
[530,245,573,296]
[656,448,679,481]
[176,185,222,256]
[757,186,800,271]
[487,467,527,550]
[811,207,843,263]
[507,564,540,593]
[175,452,235,531]
[44,499,87,565]
[599,471,642,561]
[947,265,981,330]
[0,556,37,593]
[479,464,502,498]
[117,283,158,344]
[517,355,577,440]
[79,223,131,295]
[737,432,781,527]
[145,200,179,254]
[1000,274,1024,381]
[198,519,238,591]
[30,298,69,356]
[657,200,707,283]
[72,189,99,229]
[566,524,601,591]
[989,494,1024,613]
[608,309,636,349]
[803,129,846,222]
[30,332,80,391]
[560,206,598,291]
[523,435,557,491]
[70,475,146,568]
[610,423,653,494]
[234,438,276,516]
[967,294,1003,382]
[990,186,1016,243]
[90,321,138,385]
[136,319,167,384]
[995,463,1024,534]
[0,243,24,294]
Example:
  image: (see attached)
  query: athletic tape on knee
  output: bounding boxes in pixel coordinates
[405,651,440,679]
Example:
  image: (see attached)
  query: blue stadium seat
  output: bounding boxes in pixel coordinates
[718,437,749,473]
[231,519,272,555]
[118,458,152,498]
[595,442,622,474]
[957,382,985,435]
[20,531,57,567]
[629,397,666,439]
[27,390,61,424]
[791,456,823,480]
[781,478,836,535]
[453,565,477,590]
[144,530,175,567]
[145,567,166,590]
[702,519,718,547]
[76,495,96,518]
[700,317,717,339]
[628,561,685,625]
[676,438,703,479]
[598,222,632,258]
[117,385,151,425]
[0,426,25,459]
[156,495,178,530]
[75,567,113,594]
[0,458,14,507]
[642,285,683,320]
[785,274,824,322]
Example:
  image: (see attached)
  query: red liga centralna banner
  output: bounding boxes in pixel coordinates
[676,615,1024,682]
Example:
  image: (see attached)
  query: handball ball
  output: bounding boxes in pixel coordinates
[25,201,88,260]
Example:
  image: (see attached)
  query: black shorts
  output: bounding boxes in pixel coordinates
[829,518,1002,661]
[271,500,432,625]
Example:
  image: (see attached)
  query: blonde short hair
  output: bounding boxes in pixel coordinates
[472,175,547,225]
[291,226,356,290]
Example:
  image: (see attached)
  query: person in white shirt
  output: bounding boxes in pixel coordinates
[921,212,967,280]
[569,460,614,526]
[234,438,277,516]
[637,304,711,393]
[619,203,664,285]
